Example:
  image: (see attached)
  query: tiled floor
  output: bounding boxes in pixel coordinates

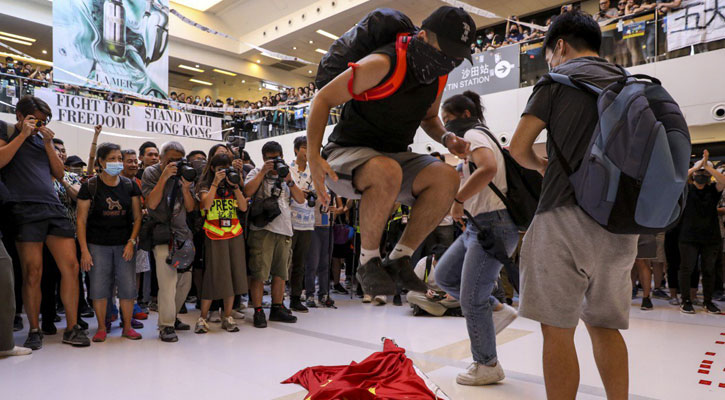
[2,294,724,400]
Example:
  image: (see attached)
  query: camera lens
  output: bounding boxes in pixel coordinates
[35,121,43,128]
[226,168,241,185]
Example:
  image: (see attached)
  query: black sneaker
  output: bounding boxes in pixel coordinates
[290,297,309,313]
[393,294,402,306]
[13,315,23,332]
[270,305,298,323]
[705,302,722,314]
[412,305,428,316]
[24,329,43,350]
[53,314,61,323]
[319,295,336,308]
[76,318,89,331]
[56,304,65,315]
[356,258,396,296]
[79,303,95,318]
[41,319,57,335]
[333,283,349,295]
[253,309,267,328]
[174,319,190,331]
[680,300,695,314]
[62,325,91,347]
[641,297,653,311]
[305,297,318,308]
[159,326,178,342]
[179,304,188,314]
[382,256,428,293]
[444,307,464,317]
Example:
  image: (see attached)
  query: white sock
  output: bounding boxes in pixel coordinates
[389,244,414,260]
[359,248,381,265]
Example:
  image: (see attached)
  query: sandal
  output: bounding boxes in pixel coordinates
[122,328,142,340]
[92,330,107,342]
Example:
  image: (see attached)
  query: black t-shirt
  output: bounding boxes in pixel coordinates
[679,183,723,244]
[328,42,441,153]
[77,177,142,246]
[523,57,624,214]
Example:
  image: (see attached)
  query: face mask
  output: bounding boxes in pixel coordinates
[445,117,481,138]
[216,102,223,107]
[476,39,483,45]
[190,159,207,175]
[406,37,460,85]
[487,33,494,40]
[105,162,124,176]
[548,42,562,72]
[694,174,711,185]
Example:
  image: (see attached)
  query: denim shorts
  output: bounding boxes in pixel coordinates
[88,244,137,300]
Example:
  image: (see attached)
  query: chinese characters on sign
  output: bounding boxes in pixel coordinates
[667,0,725,51]
[441,44,521,102]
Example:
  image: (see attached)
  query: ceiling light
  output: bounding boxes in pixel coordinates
[42,50,47,54]
[241,80,246,83]
[213,68,237,76]
[0,51,51,66]
[258,88,262,91]
[0,31,36,42]
[315,48,327,54]
[178,64,204,73]
[316,29,339,40]
[293,46,297,50]
[171,0,222,12]
[0,36,33,46]
[309,40,314,44]
[189,78,212,86]
[256,60,261,63]
[195,64,200,68]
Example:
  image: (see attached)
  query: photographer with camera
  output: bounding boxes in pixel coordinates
[407,244,460,317]
[288,137,316,312]
[77,143,143,342]
[194,153,248,334]
[141,142,197,343]
[244,141,305,328]
[0,95,89,349]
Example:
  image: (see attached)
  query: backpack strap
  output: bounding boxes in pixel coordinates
[347,34,447,102]
[424,256,432,284]
[88,176,98,210]
[470,124,513,210]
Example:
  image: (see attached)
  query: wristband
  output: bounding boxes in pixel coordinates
[128,238,137,246]
[454,198,464,205]
[441,132,454,147]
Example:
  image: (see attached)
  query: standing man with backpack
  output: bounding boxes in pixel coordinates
[307,6,475,296]
[510,11,689,399]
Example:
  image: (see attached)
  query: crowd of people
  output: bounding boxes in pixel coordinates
[0,6,720,400]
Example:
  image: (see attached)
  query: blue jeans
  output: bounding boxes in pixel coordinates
[435,210,519,365]
[88,244,137,300]
[306,226,331,296]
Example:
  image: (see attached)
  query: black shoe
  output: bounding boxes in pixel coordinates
[640,297,653,311]
[393,294,402,306]
[319,295,336,308]
[356,258,396,296]
[24,329,43,350]
[174,319,190,331]
[80,304,94,319]
[53,314,61,323]
[131,319,144,329]
[159,326,178,342]
[705,302,722,314]
[253,309,267,328]
[444,307,464,317]
[382,256,428,293]
[680,300,695,314]
[290,297,309,313]
[76,318,89,331]
[179,304,188,314]
[333,283,349,294]
[13,315,23,332]
[270,305,298,323]
[62,325,91,347]
[56,304,65,315]
[412,305,428,316]
[41,319,57,335]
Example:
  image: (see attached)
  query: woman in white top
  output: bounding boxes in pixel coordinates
[434,91,520,386]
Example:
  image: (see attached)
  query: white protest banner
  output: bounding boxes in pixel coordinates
[667,0,725,51]
[35,88,223,140]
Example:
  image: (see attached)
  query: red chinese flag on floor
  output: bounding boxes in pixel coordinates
[282,339,442,400]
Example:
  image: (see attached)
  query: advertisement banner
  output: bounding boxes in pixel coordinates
[35,88,222,140]
[442,44,520,102]
[53,0,170,98]
[667,0,725,51]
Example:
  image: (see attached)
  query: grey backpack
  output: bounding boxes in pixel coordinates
[540,68,691,234]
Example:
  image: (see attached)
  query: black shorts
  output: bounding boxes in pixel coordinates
[332,242,352,259]
[11,203,75,243]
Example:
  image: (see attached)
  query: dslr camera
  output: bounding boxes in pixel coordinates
[306,190,317,208]
[175,158,198,182]
[231,117,253,137]
[227,135,246,151]
[272,157,289,178]
[222,167,242,186]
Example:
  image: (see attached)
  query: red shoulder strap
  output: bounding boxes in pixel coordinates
[437,75,448,98]
[348,33,411,102]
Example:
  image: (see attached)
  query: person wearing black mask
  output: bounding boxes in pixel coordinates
[677,151,725,314]
[307,6,474,297]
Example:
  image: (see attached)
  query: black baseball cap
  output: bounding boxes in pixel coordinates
[65,155,86,167]
[422,6,477,63]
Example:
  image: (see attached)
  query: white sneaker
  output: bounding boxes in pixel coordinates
[194,318,209,334]
[362,295,372,304]
[208,311,222,323]
[493,304,518,335]
[374,295,387,306]
[231,310,245,320]
[0,346,32,357]
[300,290,307,302]
[456,362,505,386]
